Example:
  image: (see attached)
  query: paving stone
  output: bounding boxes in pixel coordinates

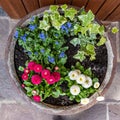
[0,103,53,120]
[53,104,107,120]
[105,63,120,101]
[109,104,120,120]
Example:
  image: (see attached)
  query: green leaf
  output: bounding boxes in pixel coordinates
[61,4,68,11]
[39,20,50,31]
[24,81,33,87]
[73,51,86,62]
[70,38,80,46]
[97,36,106,46]
[25,87,33,93]
[93,78,99,83]
[86,44,95,53]
[18,66,24,72]
[84,68,92,77]
[78,10,94,26]
[111,27,119,34]
[74,24,81,35]
[65,8,77,20]
[52,89,61,98]
[50,5,59,12]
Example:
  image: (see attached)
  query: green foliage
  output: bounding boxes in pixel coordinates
[111,27,119,34]
[97,36,106,46]
[18,66,24,72]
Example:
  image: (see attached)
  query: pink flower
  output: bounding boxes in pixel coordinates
[46,75,56,85]
[31,75,41,85]
[52,72,61,82]
[28,61,36,70]
[34,64,43,73]
[24,68,30,74]
[41,69,50,79]
[55,66,59,70]
[22,73,28,80]
[33,95,41,102]
[22,84,25,88]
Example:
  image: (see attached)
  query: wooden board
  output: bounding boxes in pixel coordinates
[56,0,71,4]
[106,4,120,21]
[86,0,105,14]
[0,0,27,18]
[72,0,88,8]
[39,0,54,7]
[22,0,39,13]
[96,0,120,20]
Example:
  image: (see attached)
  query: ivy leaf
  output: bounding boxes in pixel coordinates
[88,23,100,34]
[18,66,24,72]
[74,24,81,35]
[39,20,50,31]
[97,36,106,46]
[73,51,86,62]
[65,8,77,20]
[50,5,59,12]
[78,10,94,26]
[61,4,68,11]
[70,38,80,46]
[111,27,119,34]
[86,44,95,53]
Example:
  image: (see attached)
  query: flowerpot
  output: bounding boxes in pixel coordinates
[6,5,116,115]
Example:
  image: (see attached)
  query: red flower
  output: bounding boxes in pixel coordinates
[34,64,42,73]
[41,69,50,79]
[28,61,36,70]
[22,73,28,80]
[31,75,41,85]
[52,72,61,82]
[33,95,41,102]
[46,75,56,85]
[24,68,30,74]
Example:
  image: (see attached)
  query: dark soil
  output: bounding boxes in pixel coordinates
[14,38,107,106]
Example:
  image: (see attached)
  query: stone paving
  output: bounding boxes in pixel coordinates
[0,15,120,120]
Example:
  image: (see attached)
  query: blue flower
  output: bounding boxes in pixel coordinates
[20,34,27,42]
[34,52,38,55]
[55,41,59,45]
[61,25,68,33]
[54,34,59,37]
[14,31,19,38]
[40,49,45,53]
[66,22,72,28]
[59,52,65,58]
[48,56,55,63]
[39,33,46,41]
[29,24,37,31]
[27,51,32,55]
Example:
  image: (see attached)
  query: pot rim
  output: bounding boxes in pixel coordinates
[5,5,117,115]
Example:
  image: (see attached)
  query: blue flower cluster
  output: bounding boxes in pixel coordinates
[34,52,38,55]
[27,51,32,55]
[40,49,45,54]
[48,56,55,64]
[20,34,27,42]
[59,52,65,58]
[61,22,72,33]
[14,31,19,38]
[39,33,46,41]
[55,41,59,45]
[29,24,37,31]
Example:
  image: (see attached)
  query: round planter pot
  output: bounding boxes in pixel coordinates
[6,6,117,115]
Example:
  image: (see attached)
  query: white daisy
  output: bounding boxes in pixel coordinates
[76,74,86,84]
[81,98,90,105]
[70,85,80,95]
[74,69,81,75]
[96,96,105,101]
[68,71,79,80]
[94,82,100,88]
[82,76,92,89]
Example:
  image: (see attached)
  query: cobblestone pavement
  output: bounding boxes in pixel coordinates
[0,14,120,120]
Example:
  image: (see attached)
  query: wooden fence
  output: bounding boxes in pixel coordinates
[0,0,120,21]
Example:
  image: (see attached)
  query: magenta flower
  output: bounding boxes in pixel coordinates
[33,95,41,102]
[34,64,43,73]
[24,68,30,74]
[46,75,56,85]
[28,61,36,70]
[52,72,61,82]
[31,75,41,85]
[22,73,28,80]
[41,69,50,79]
